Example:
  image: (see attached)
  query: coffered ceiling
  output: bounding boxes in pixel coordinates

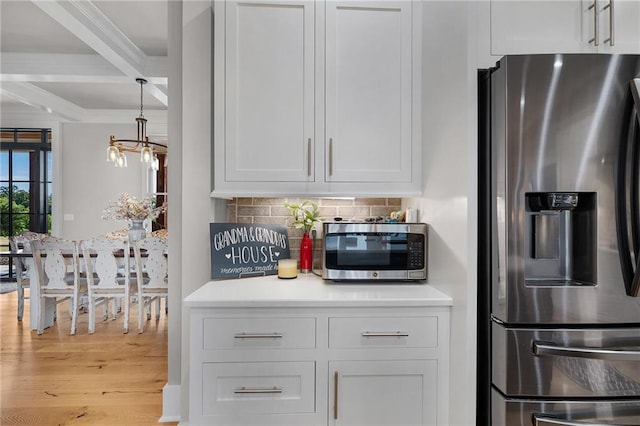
[0,0,168,123]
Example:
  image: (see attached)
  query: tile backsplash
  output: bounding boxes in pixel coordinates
[226,197,402,266]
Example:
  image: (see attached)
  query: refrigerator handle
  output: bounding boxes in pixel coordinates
[533,414,627,426]
[614,78,640,297]
[533,341,640,361]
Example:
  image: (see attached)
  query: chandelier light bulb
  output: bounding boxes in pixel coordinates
[116,152,128,168]
[107,143,119,162]
[141,143,153,163]
[151,155,160,171]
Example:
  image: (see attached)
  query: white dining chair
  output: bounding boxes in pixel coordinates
[9,232,47,321]
[31,236,86,335]
[133,236,168,333]
[81,237,132,334]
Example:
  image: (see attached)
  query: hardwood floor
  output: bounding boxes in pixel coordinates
[0,289,177,425]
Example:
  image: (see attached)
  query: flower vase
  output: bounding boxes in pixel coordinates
[128,219,146,245]
[299,231,312,273]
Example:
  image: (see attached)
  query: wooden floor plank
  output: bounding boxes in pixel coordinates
[0,290,177,425]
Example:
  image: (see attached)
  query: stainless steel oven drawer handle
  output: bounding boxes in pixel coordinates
[362,331,410,337]
[234,332,284,339]
[533,341,640,361]
[234,386,283,394]
[533,414,626,426]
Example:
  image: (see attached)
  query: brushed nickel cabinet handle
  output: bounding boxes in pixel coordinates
[333,371,339,420]
[603,0,614,46]
[307,138,312,176]
[234,386,283,394]
[234,332,284,339]
[588,1,599,46]
[328,138,333,176]
[362,331,410,337]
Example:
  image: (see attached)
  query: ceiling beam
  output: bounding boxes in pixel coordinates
[0,81,87,121]
[0,53,168,85]
[31,0,168,106]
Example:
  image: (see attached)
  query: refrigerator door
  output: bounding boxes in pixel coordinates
[492,54,640,324]
[492,388,640,426]
[492,323,640,398]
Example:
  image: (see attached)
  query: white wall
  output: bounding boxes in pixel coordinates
[163,0,183,421]
[404,2,477,425]
[60,122,145,240]
[179,2,229,422]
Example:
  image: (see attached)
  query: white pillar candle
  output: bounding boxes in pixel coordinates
[278,259,298,279]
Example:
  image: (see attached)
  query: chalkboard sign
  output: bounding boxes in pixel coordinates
[210,223,291,279]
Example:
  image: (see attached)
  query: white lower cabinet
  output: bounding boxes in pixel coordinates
[188,307,450,426]
[329,360,437,426]
[202,361,316,416]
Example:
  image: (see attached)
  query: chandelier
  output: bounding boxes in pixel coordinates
[107,78,167,170]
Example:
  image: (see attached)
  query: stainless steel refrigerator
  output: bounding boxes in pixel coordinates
[478,54,640,425]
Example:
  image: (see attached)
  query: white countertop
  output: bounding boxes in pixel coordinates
[184,273,452,308]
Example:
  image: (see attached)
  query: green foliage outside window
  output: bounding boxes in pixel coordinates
[0,185,32,236]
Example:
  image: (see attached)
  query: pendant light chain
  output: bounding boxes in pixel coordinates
[139,78,145,118]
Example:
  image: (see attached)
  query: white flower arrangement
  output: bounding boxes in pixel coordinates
[102,193,166,221]
[284,200,322,233]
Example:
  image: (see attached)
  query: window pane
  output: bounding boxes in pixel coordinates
[13,183,30,213]
[47,185,52,233]
[12,151,31,182]
[46,151,52,181]
[0,152,8,180]
[11,213,31,234]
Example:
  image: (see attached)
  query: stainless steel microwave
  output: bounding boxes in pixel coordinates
[322,222,428,281]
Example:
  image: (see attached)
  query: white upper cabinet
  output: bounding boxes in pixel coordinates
[325,1,413,183]
[213,0,422,197]
[490,0,640,55]
[223,1,315,182]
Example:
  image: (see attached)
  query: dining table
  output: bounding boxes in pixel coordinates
[5,229,167,332]
[6,245,152,331]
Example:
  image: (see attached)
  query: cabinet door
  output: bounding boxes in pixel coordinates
[597,0,640,54]
[490,0,595,54]
[325,1,413,183]
[329,360,438,426]
[225,0,315,182]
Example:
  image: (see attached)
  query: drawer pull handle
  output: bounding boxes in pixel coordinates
[362,331,410,337]
[234,333,284,339]
[234,386,283,394]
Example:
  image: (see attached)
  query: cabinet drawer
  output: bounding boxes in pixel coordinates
[202,317,316,350]
[202,361,315,415]
[329,316,438,349]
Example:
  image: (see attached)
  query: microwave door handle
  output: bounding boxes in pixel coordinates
[533,341,640,361]
[630,79,640,296]
[533,414,627,426]
[615,78,640,297]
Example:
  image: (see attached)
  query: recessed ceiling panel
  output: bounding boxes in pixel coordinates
[93,0,168,57]
[0,1,95,54]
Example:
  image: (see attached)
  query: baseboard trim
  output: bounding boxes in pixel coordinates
[159,383,181,423]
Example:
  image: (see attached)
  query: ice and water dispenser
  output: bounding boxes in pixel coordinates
[525,192,597,286]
